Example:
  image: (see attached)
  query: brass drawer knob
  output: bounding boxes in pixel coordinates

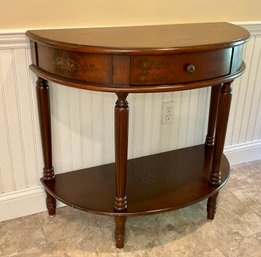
[186,64,196,73]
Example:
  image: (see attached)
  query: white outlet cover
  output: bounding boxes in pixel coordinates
[162,102,175,124]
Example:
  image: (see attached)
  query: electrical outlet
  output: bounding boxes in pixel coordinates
[162,101,175,124]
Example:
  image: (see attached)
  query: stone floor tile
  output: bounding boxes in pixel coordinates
[225,232,261,257]
[0,214,47,257]
[37,206,97,243]
[217,191,261,237]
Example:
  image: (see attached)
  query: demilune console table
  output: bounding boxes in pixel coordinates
[26,23,249,248]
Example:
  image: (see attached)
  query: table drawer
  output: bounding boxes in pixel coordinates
[37,44,112,84]
[130,48,232,85]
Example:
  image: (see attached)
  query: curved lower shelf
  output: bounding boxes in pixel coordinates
[41,144,230,216]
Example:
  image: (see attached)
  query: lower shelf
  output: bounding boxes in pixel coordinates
[42,144,230,216]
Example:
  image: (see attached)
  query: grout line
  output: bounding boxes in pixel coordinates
[36,213,49,244]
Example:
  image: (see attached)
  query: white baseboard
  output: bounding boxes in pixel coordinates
[1,141,260,222]
[0,186,64,222]
[224,140,261,165]
[0,187,46,222]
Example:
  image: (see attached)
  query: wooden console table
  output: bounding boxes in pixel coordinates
[26,23,249,248]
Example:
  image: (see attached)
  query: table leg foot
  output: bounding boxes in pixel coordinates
[46,192,56,216]
[207,193,219,220]
[114,216,127,248]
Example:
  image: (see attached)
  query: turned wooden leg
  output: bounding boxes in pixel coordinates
[114,216,127,248]
[36,77,56,216]
[208,82,232,219]
[114,93,129,248]
[209,81,233,186]
[207,192,219,220]
[114,92,128,211]
[205,85,221,146]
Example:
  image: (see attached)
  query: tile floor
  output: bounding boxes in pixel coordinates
[0,160,261,257]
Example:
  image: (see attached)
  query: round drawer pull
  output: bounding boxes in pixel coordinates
[186,64,196,73]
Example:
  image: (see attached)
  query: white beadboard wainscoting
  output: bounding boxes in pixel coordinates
[0,23,261,221]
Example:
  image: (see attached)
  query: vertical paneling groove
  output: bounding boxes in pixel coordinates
[192,88,207,145]
[257,41,261,138]
[259,97,261,139]
[176,92,183,149]
[149,94,155,151]
[129,94,136,159]
[111,94,115,160]
[167,92,175,150]
[79,92,84,167]
[0,56,16,191]
[227,79,242,146]
[100,93,106,163]
[166,92,174,150]
[177,90,193,148]
[238,38,256,143]
[70,89,80,169]
[185,91,192,146]
[132,94,145,157]
[255,84,261,139]
[203,88,211,140]
[140,94,147,155]
[244,65,258,140]
[11,49,28,188]
[89,92,94,165]
[25,48,40,183]
[254,47,261,138]
[102,93,114,163]
[240,36,260,142]
[193,89,201,145]
[0,168,4,193]
[248,39,261,140]
[170,91,180,149]
[50,85,62,172]
[230,42,251,145]
[67,88,73,170]
[141,94,148,155]
[141,94,146,154]
[150,93,162,153]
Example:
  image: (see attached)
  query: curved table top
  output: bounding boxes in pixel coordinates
[27,23,249,54]
[27,23,250,93]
